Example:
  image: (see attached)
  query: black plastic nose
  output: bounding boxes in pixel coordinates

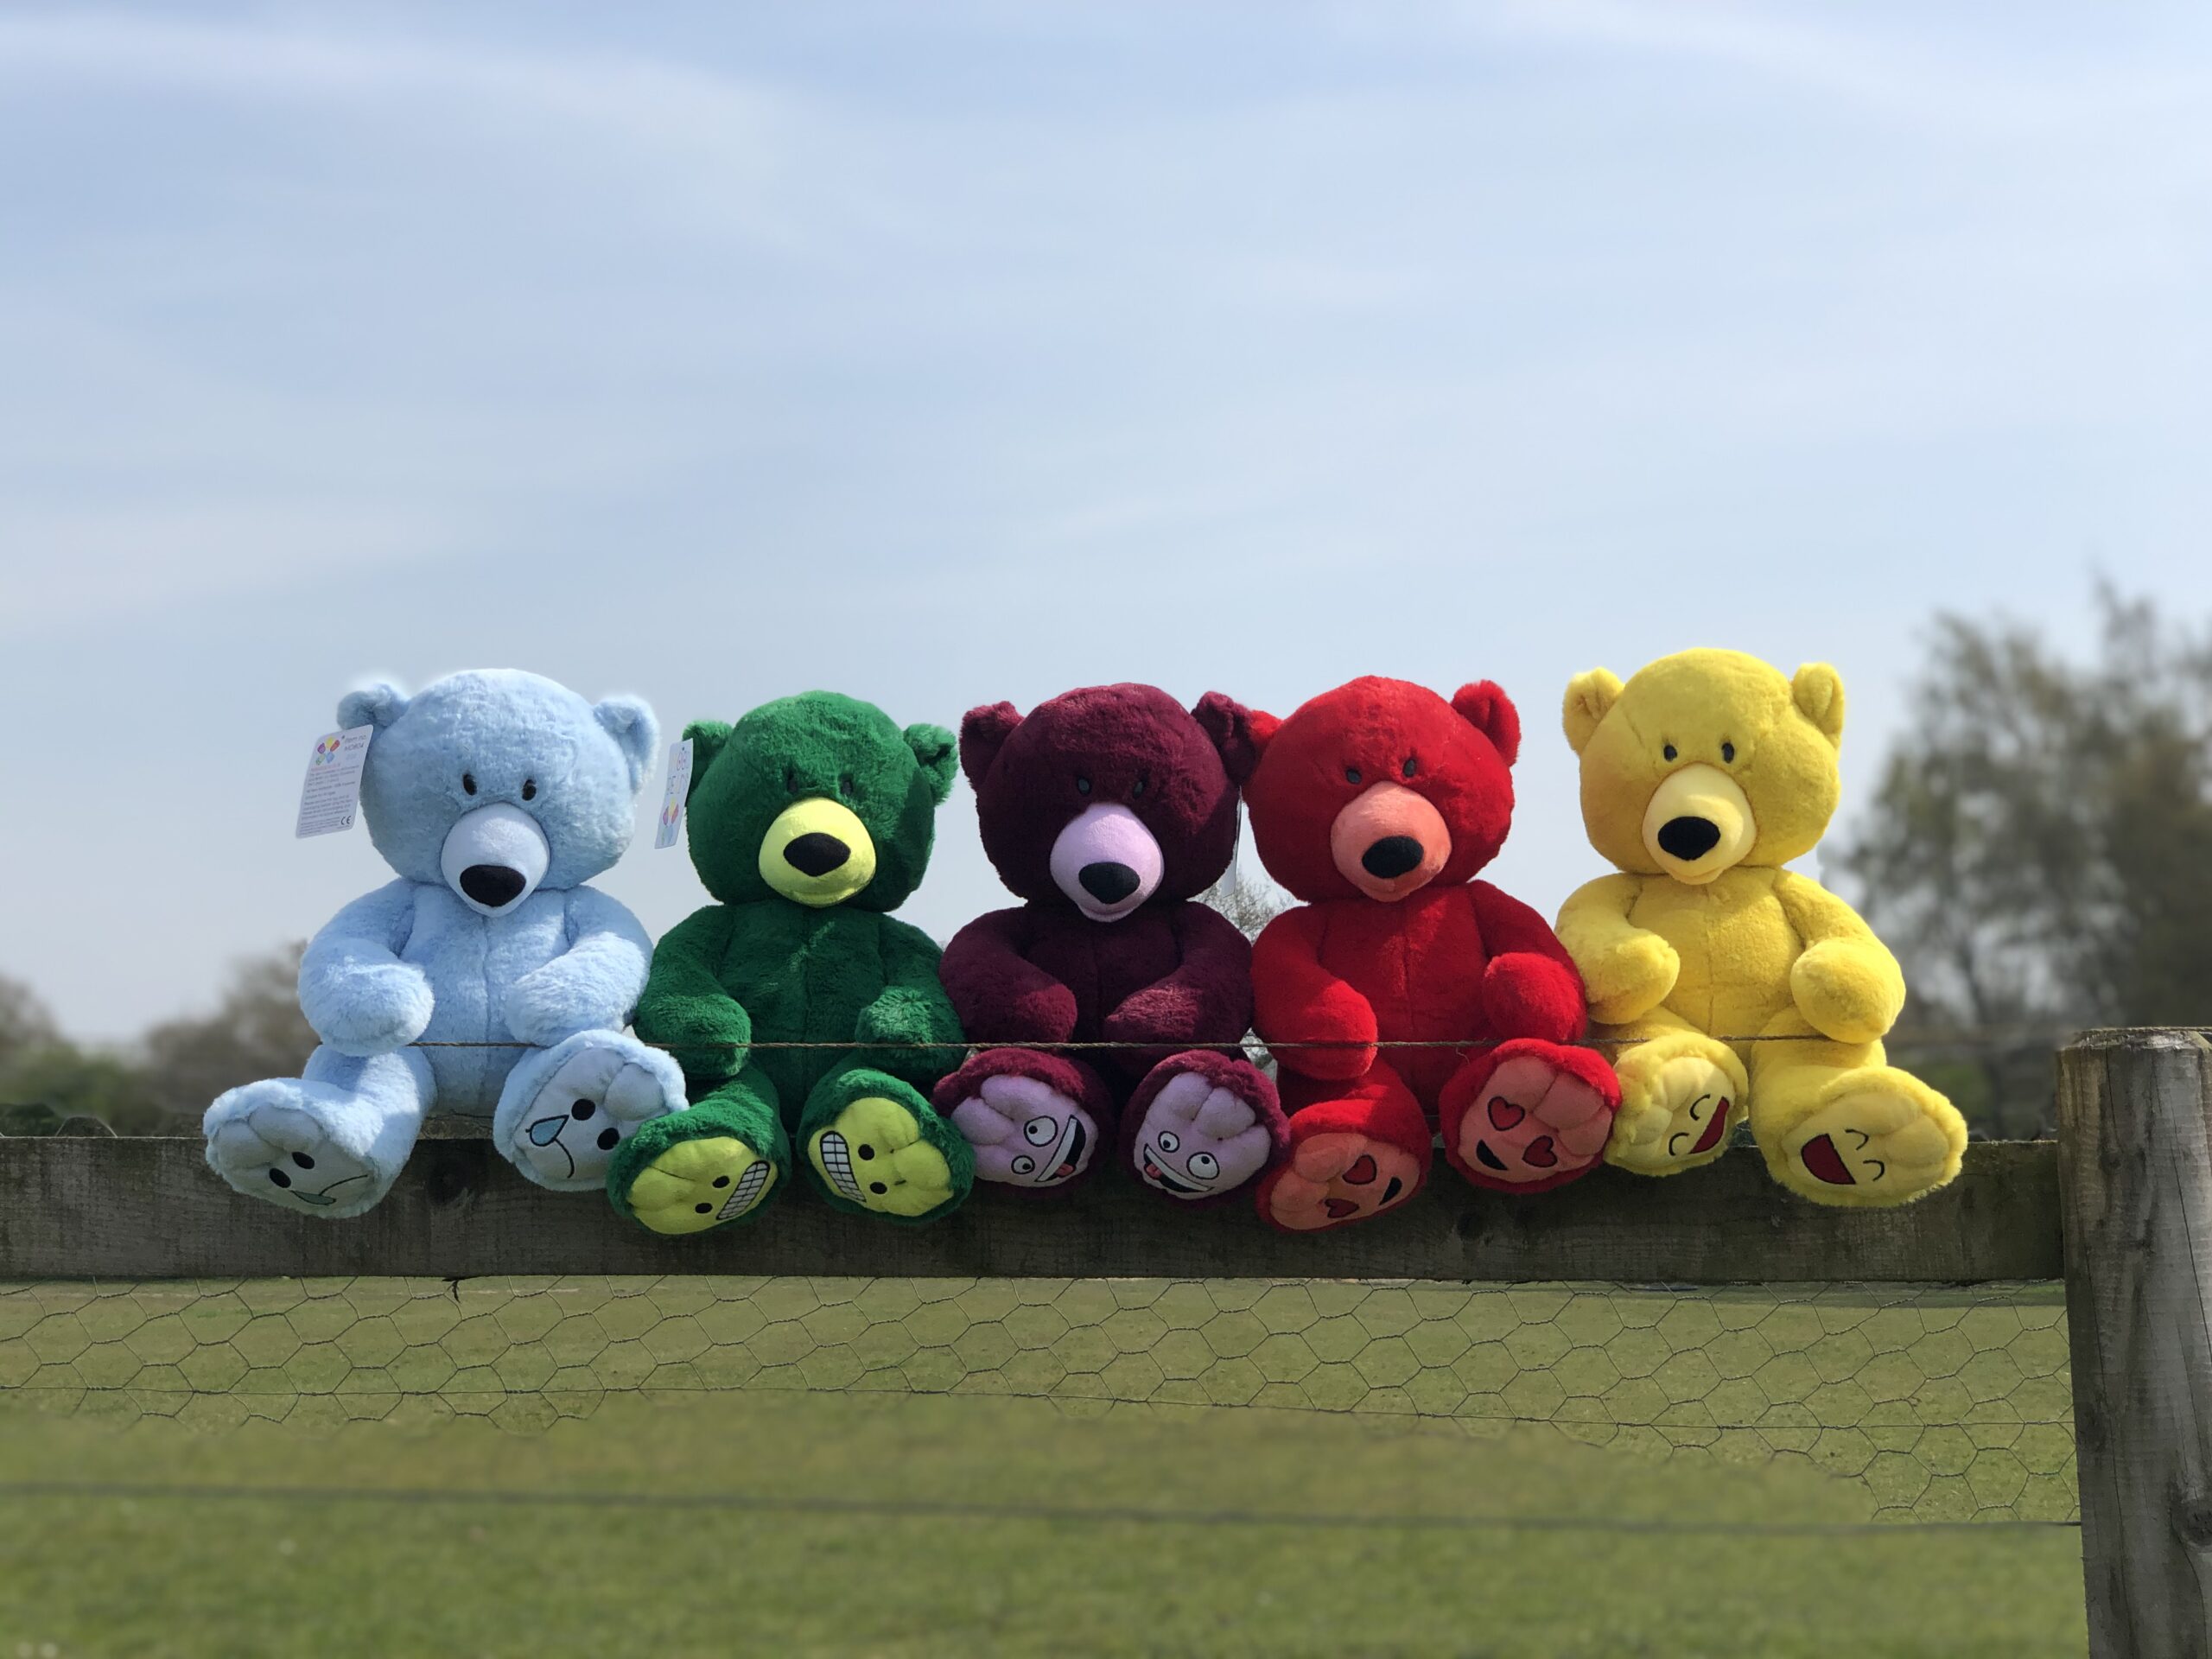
[1079,861,1141,904]
[460,865,527,908]
[1361,836,1425,880]
[1657,817,1722,861]
[784,832,850,877]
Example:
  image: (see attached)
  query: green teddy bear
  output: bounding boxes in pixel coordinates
[609,691,976,1235]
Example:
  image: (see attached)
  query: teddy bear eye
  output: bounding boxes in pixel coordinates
[1076,775,1091,795]
[521,779,537,802]
[1402,757,1418,779]
[839,772,856,798]
[1344,766,1361,785]
[784,766,800,795]
[461,772,478,796]
[1132,776,1147,798]
[1662,744,1677,763]
[1720,741,1736,764]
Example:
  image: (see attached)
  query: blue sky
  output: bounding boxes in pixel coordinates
[2,2,2208,1039]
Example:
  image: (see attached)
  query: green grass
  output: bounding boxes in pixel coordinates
[0,1388,2086,1658]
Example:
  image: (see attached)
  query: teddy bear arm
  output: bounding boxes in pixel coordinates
[1556,874,1680,1027]
[1252,908,1376,1080]
[501,887,653,1046]
[633,906,753,1082]
[849,920,967,1088]
[1466,883,1588,1043]
[1776,873,1906,1044]
[1104,902,1253,1044]
[298,880,436,1055]
[939,910,1080,1043]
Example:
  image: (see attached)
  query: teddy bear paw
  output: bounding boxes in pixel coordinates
[1776,1069,1967,1208]
[496,1034,685,1192]
[624,1134,779,1235]
[205,1088,391,1218]
[1258,1129,1422,1231]
[809,1094,966,1219]
[950,1072,1100,1191]
[1605,1045,1745,1177]
[1129,1070,1278,1203]
[1449,1052,1613,1189]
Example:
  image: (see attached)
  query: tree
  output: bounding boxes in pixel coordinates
[0,948,313,1135]
[137,944,315,1124]
[1835,589,2212,1134]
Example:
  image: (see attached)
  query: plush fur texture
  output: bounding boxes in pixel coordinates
[935,684,1287,1206]
[611,691,975,1233]
[204,670,684,1218]
[1243,677,1620,1231]
[1557,648,1967,1208]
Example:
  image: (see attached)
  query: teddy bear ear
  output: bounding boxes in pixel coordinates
[1561,669,1623,756]
[593,696,660,791]
[1191,691,1260,785]
[1791,664,1847,748]
[958,702,1022,790]
[1451,681,1522,767]
[906,722,959,805]
[337,682,408,733]
[1248,709,1281,755]
[681,720,732,802]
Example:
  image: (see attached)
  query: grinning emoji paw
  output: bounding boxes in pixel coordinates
[626,1135,778,1236]
[810,1095,959,1218]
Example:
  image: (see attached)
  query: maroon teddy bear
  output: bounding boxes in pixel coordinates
[935,683,1289,1205]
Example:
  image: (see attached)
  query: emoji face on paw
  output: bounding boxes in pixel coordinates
[627,1135,778,1235]
[1132,1071,1276,1201]
[950,1073,1096,1189]
[1453,1054,1612,1187]
[1779,1068,1967,1207]
[811,1095,956,1217]
[1262,1131,1421,1231]
[1607,1049,1743,1175]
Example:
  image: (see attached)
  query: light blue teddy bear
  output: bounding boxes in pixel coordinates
[204,669,688,1217]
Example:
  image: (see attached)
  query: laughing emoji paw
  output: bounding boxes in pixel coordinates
[1780,1067,1967,1208]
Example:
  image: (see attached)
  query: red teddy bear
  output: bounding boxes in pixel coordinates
[1243,676,1620,1231]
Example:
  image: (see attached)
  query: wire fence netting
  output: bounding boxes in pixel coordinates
[0,1274,2073,1526]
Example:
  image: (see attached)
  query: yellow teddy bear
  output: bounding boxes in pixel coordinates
[1555,648,1967,1207]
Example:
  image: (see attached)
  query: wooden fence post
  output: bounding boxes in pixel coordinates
[2060,1028,2212,1658]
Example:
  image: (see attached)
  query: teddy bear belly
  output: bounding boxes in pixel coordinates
[1024,914,1189,1045]
[1313,893,1496,1101]
[405,886,577,1116]
[1627,881,1802,1039]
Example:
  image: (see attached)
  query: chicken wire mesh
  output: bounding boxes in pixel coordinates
[0,1274,2073,1525]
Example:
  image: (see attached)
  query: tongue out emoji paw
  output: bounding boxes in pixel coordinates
[810,1094,959,1218]
[1605,1038,1747,1177]
[1782,1067,1967,1208]
[947,1073,1097,1190]
[1131,1070,1277,1203]
[1448,1052,1616,1190]
[1260,1129,1422,1232]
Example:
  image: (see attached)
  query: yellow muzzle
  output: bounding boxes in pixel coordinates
[1641,763,1757,885]
[759,798,877,906]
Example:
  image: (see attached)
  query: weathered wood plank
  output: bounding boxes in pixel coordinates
[2060,1029,2212,1658]
[0,1134,2058,1283]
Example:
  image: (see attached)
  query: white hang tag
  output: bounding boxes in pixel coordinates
[295,725,374,839]
[654,738,695,849]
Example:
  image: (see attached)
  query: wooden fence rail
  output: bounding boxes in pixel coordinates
[16,1027,2212,1655]
[0,1129,2057,1283]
